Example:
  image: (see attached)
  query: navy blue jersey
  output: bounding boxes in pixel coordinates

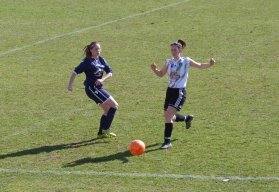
[74,56,112,87]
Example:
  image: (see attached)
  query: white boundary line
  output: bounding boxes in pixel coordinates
[0,0,191,57]
[0,168,278,181]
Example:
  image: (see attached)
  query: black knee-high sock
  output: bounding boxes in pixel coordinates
[98,115,107,134]
[164,123,173,144]
[103,108,117,130]
[175,113,187,122]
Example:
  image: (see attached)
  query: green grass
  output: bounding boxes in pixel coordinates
[0,0,278,191]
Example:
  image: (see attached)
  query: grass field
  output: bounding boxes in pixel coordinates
[0,0,278,191]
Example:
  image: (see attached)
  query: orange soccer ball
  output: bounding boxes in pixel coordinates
[129,140,145,156]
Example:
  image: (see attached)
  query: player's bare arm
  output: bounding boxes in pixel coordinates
[67,72,77,91]
[150,62,168,77]
[95,72,112,86]
[189,58,216,69]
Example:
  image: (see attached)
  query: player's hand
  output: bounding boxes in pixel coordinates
[95,79,104,86]
[67,84,73,92]
[209,58,216,66]
[150,63,157,71]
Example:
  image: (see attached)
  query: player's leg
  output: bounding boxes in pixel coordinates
[173,114,194,129]
[94,86,118,137]
[102,96,118,132]
[85,86,118,138]
[161,106,177,149]
[98,103,110,135]
[172,88,194,129]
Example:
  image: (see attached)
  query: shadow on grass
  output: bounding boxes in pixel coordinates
[0,138,107,160]
[64,140,178,167]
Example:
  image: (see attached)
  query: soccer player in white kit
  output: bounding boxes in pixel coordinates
[151,39,216,149]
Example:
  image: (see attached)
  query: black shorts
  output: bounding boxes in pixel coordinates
[164,87,186,111]
[85,85,111,104]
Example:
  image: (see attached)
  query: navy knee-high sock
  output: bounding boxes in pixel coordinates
[103,108,117,130]
[164,123,173,144]
[98,115,107,134]
[175,113,187,122]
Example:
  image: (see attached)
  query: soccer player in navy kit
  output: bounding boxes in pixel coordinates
[151,39,215,149]
[68,41,118,138]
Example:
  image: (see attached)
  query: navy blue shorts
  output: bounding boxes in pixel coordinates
[164,87,186,111]
[85,85,111,104]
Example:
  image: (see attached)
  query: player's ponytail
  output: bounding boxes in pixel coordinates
[171,39,186,50]
[83,41,99,60]
[177,39,186,49]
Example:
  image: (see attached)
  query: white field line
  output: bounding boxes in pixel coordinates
[0,0,191,57]
[0,168,278,181]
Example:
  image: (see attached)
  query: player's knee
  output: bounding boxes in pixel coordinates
[109,98,119,109]
[165,117,173,123]
[164,111,168,118]
[164,111,172,121]
[166,115,173,122]
[103,108,109,115]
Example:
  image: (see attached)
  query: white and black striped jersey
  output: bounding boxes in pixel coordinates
[166,57,190,88]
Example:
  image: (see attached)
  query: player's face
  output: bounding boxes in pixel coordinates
[171,45,181,58]
[90,44,101,57]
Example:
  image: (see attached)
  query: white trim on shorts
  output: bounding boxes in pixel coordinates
[168,104,180,111]
[102,96,112,105]
[94,86,111,104]
[95,86,110,100]
[174,89,184,108]
[88,86,104,103]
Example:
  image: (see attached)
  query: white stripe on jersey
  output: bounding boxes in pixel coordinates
[166,57,190,88]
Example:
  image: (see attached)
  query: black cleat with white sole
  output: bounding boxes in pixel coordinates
[185,115,194,129]
[160,143,173,149]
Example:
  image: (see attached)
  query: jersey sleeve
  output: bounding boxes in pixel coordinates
[165,59,170,67]
[74,59,86,74]
[103,58,112,73]
[185,57,191,68]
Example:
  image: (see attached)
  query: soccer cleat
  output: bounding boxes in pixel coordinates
[160,143,172,149]
[102,130,117,137]
[97,133,108,139]
[185,115,194,129]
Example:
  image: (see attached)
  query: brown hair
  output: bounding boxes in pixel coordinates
[171,39,186,50]
[83,41,99,59]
